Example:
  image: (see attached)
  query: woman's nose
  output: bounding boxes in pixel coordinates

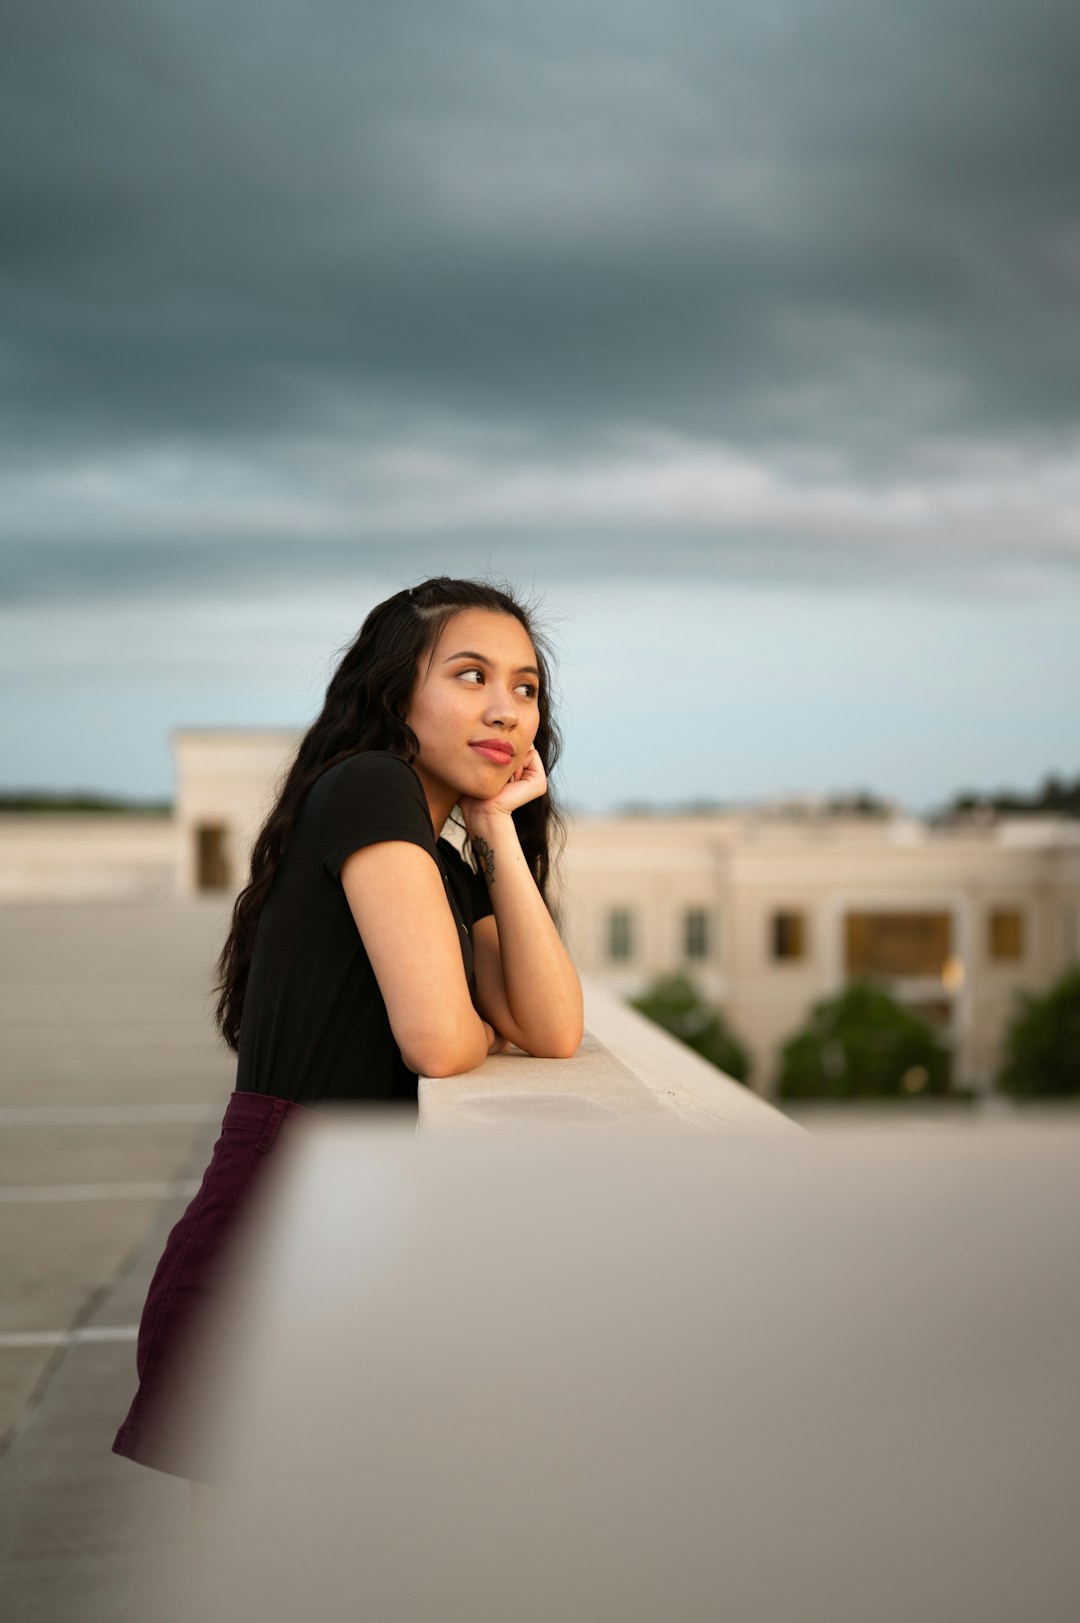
[483,688,516,725]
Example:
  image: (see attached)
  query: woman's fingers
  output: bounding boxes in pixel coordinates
[461,749,548,829]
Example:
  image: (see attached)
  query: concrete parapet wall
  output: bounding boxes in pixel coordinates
[0,816,178,902]
[420,975,806,1135]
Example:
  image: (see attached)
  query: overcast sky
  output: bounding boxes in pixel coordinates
[3,0,1078,812]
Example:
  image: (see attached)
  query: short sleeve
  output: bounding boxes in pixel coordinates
[315,752,439,882]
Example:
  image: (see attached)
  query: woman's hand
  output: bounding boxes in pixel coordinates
[463,742,584,1062]
[484,1021,514,1056]
[460,746,547,838]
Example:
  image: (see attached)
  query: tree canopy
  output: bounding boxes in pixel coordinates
[996,968,1080,1096]
[0,791,172,815]
[777,980,950,1100]
[630,972,752,1084]
[938,771,1080,819]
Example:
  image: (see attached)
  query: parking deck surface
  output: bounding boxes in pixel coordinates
[0,901,234,1621]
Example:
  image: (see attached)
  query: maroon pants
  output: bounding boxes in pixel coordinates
[111,1090,319,1483]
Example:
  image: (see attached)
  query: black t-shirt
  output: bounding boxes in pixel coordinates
[235,750,494,1109]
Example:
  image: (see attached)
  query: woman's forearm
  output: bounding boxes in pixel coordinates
[470,812,583,1057]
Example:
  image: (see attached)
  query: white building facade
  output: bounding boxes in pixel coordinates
[3,727,1078,1096]
[557,808,1080,1095]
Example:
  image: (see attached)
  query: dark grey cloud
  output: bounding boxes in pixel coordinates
[6,516,1078,611]
[3,0,1080,601]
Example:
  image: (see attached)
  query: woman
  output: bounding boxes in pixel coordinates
[110,575,583,1520]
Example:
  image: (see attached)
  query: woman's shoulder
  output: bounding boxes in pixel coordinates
[305,752,436,879]
[317,749,419,787]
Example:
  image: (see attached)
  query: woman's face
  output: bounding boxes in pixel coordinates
[406,608,541,819]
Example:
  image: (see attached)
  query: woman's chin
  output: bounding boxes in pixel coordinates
[463,763,513,797]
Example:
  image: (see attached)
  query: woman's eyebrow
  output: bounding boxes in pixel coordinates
[442,649,541,677]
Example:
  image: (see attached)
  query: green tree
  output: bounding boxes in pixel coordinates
[630,972,752,1084]
[776,980,950,1100]
[996,967,1080,1097]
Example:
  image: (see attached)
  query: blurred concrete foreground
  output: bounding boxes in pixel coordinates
[0,902,1078,1623]
[171,1120,1079,1623]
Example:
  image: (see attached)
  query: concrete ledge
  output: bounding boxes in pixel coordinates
[0,817,178,902]
[167,1119,1080,1623]
[419,975,806,1135]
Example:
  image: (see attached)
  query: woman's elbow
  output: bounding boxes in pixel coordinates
[416,1052,480,1079]
[526,1020,584,1060]
[553,1003,585,1058]
[404,1028,487,1078]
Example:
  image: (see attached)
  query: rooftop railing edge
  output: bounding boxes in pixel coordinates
[419,975,809,1136]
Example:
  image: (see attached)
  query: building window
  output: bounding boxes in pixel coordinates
[683,907,711,961]
[989,909,1023,961]
[195,824,230,891]
[771,910,805,961]
[845,912,952,978]
[607,907,635,963]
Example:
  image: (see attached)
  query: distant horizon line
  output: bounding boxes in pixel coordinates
[2,771,1077,823]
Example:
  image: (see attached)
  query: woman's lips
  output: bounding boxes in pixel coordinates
[469,742,513,765]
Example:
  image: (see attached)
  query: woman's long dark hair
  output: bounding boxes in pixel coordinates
[214,575,566,1051]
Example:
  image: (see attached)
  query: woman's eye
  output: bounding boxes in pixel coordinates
[457,668,537,699]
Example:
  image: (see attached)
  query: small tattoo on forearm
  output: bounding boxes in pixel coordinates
[473,836,495,888]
